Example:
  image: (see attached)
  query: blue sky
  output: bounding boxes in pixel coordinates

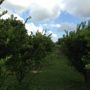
[1,0,90,42]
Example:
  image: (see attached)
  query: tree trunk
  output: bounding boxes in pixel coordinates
[83,70,90,82]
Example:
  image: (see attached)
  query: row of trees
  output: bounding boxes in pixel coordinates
[0,16,54,89]
[0,1,54,89]
[57,21,90,82]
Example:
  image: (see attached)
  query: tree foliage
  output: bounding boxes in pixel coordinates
[0,13,54,90]
[28,31,54,69]
[57,21,90,82]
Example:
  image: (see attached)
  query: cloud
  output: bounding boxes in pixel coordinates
[1,12,24,22]
[6,0,33,8]
[52,33,58,42]
[42,23,76,32]
[1,0,62,21]
[25,23,44,35]
[1,0,87,41]
[1,1,25,13]
[47,31,58,42]
[62,0,90,18]
[60,23,76,31]
[43,23,61,28]
[1,0,90,20]
[25,23,58,42]
[30,0,61,21]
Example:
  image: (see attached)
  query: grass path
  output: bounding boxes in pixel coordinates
[29,46,89,90]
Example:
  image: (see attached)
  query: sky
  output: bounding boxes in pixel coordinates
[1,0,90,42]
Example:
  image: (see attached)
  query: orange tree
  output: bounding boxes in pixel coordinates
[57,21,90,82]
[0,16,54,85]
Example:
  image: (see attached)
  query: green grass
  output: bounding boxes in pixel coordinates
[28,46,90,90]
[1,46,90,90]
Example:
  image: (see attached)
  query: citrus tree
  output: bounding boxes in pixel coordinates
[57,21,90,82]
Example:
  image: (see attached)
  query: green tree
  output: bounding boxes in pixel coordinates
[0,16,29,83]
[0,16,54,89]
[58,21,90,82]
[27,31,54,69]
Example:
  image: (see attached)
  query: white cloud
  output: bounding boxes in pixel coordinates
[51,33,58,42]
[60,23,76,31]
[43,23,61,28]
[1,0,62,21]
[1,0,88,41]
[25,23,58,42]
[25,23,38,35]
[1,1,25,13]
[1,0,90,20]
[1,12,24,22]
[0,12,10,19]
[43,23,76,32]
[7,0,33,8]
[25,23,44,35]
[30,0,61,21]
[47,31,58,42]
[62,0,90,18]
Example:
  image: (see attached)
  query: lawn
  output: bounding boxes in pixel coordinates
[1,46,90,90]
[28,46,90,90]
